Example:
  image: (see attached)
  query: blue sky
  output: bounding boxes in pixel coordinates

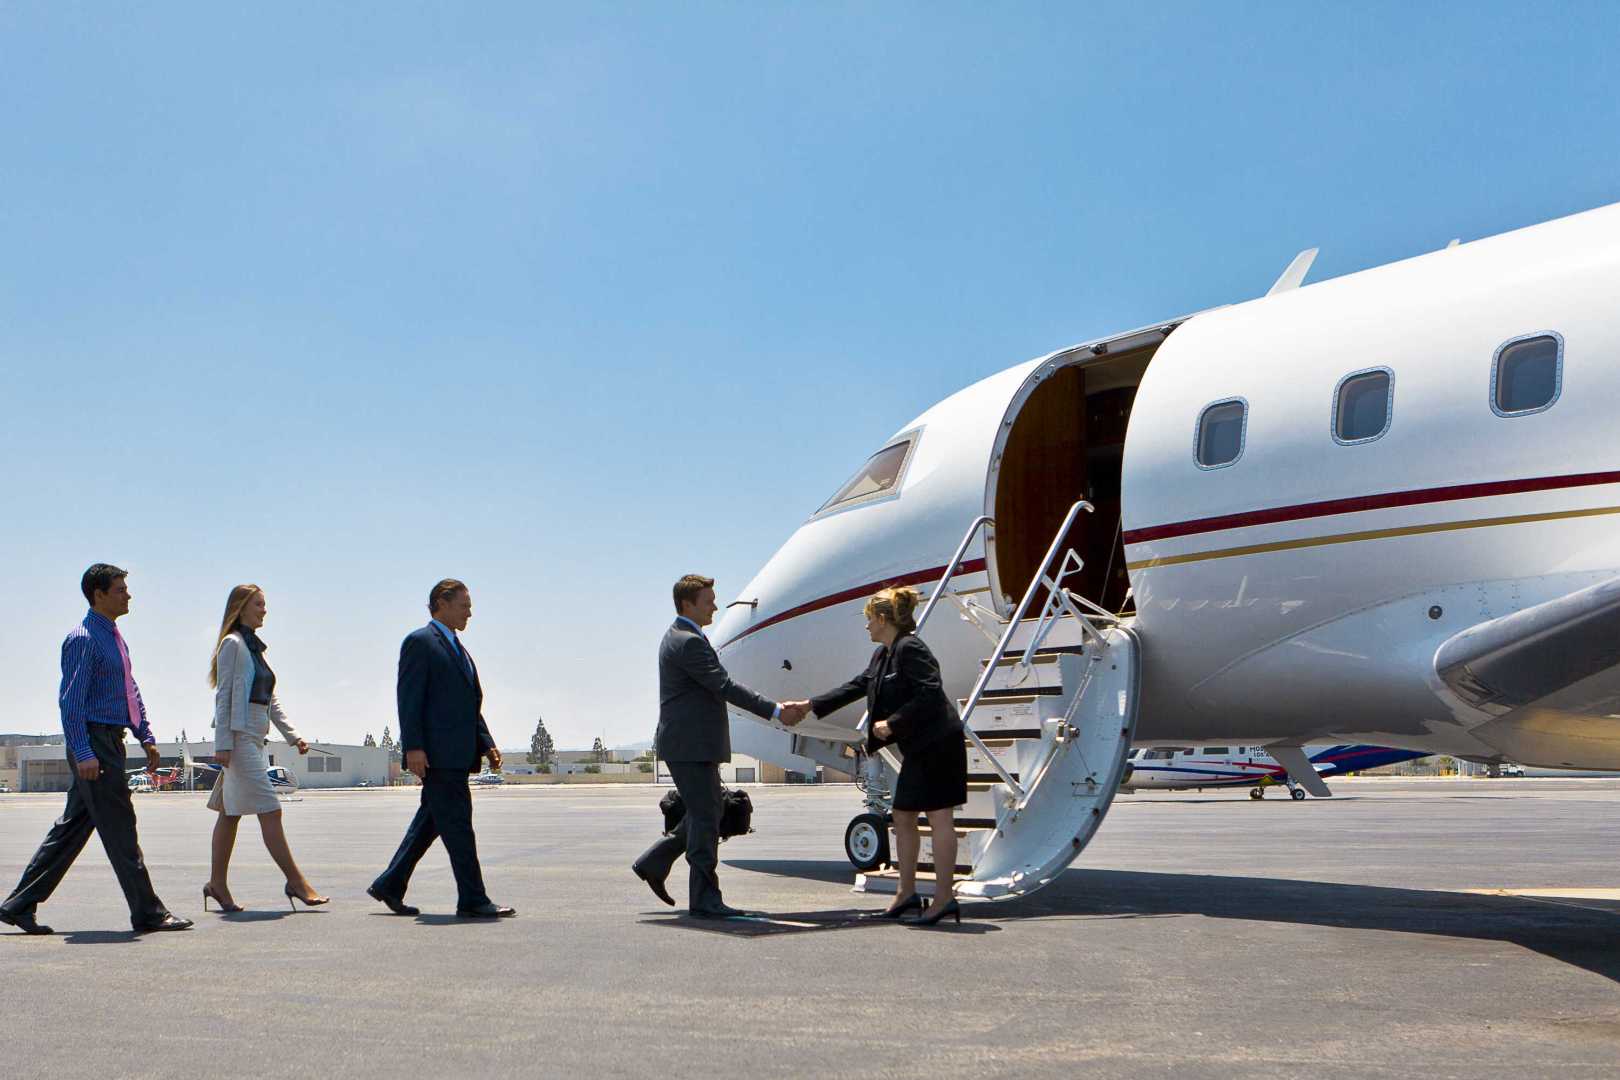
[4,2,1618,752]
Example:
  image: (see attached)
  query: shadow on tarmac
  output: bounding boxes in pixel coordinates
[999,868,1620,983]
[731,859,1620,979]
[61,930,144,945]
[218,910,301,924]
[641,908,997,937]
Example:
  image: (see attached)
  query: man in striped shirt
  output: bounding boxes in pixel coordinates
[0,564,191,935]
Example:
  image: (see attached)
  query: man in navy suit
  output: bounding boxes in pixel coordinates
[368,579,514,919]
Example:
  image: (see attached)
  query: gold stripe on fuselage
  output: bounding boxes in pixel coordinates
[1124,504,1620,571]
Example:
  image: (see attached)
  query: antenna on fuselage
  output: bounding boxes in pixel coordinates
[1265,247,1318,296]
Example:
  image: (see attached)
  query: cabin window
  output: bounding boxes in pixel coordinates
[817,434,917,514]
[1332,368,1393,444]
[1491,332,1562,416]
[1200,746,1230,755]
[1195,398,1246,469]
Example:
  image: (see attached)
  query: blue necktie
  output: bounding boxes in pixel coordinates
[446,630,475,682]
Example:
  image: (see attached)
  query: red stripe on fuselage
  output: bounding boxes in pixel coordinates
[1121,469,1620,545]
[718,558,988,649]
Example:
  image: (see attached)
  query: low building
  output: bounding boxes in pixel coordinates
[0,734,62,792]
[14,738,389,792]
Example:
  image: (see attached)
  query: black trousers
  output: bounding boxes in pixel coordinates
[372,767,490,909]
[1,724,168,927]
[632,761,724,912]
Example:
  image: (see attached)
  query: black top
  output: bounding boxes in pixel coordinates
[809,633,962,756]
[237,627,276,706]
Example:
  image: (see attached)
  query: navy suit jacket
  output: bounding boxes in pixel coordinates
[397,624,495,771]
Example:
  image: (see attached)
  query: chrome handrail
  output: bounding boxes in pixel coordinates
[957,501,1095,799]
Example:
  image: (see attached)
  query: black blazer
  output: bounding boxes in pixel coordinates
[809,633,962,756]
[654,620,777,764]
[397,624,495,771]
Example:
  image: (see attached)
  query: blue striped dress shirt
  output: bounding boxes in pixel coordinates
[60,610,155,763]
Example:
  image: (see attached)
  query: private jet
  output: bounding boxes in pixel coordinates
[713,200,1620,898]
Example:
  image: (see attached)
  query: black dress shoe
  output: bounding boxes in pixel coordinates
[689,903,753,919]
[366,885,419,916]
[0,908,52,935]
[632,864,676,907]
[456,902,517,919]
[133,913,194,933]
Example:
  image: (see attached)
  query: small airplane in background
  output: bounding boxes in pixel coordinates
[1123,744,1430,799]
[125,762,299,794]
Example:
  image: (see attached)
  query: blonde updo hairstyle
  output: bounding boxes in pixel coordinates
[864,586,920,635]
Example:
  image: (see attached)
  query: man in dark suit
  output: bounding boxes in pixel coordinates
[368,579,514,919]
[631,574,806,917]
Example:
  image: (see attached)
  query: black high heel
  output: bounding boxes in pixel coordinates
[202,884,242,914]
[285,885,330,910]
[909,898,961,927]
[868,893,924,920]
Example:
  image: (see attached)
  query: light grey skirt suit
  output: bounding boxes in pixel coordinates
[208,632,301,816]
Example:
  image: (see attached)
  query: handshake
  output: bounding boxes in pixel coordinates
[777,700,813,727]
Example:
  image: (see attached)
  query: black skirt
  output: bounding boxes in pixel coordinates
[892,733,969,812]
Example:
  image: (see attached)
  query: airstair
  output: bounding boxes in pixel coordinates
[848,502,1139,901]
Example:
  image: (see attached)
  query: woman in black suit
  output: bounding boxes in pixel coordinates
[797,586,968,925]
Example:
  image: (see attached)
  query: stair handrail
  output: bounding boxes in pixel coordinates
[914,515,996,637]
[957,501,1095,799]
[856,514,995,741]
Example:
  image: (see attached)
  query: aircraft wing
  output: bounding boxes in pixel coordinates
[1436,574,1620,717]
[1263,745,1333,797]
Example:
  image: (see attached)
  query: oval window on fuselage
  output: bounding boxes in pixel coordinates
[1333,368,1393,444]
[1492,333,1562,416]
[1195,398,1247,469]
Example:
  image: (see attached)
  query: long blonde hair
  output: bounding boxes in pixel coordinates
[864,586,920,635]
[209,584,263,688]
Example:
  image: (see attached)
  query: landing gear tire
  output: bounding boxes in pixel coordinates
[1290,787,1308,801]
[845,813,891,872]
[1249,787,1265,800]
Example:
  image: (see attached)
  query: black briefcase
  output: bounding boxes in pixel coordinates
[658,787,754,840]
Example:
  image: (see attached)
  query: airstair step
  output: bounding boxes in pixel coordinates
[980,644,1084,668]
[959,695,1068,734]
[980,685,1063,700]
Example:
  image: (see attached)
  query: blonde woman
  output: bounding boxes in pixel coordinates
[793,586,968,926]
[203,585,328,913]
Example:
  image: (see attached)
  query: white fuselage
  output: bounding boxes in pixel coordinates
[715,202,1620,771]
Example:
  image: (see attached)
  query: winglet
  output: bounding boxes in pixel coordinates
[1266,248,1318,296]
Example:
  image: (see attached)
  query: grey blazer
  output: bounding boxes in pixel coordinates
[212,632,301,753]
[653,620,776,764]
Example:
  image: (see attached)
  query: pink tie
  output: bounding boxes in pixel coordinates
[111,625,143,730]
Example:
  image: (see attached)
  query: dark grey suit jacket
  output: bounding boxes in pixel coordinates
[654,620,776,764]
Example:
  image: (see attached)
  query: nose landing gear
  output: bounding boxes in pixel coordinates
[844,812,892,872]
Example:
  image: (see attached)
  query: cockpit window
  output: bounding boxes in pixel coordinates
[818,436,916,513]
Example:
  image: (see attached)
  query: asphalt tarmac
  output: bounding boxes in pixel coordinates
[2,778,1618,1079]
